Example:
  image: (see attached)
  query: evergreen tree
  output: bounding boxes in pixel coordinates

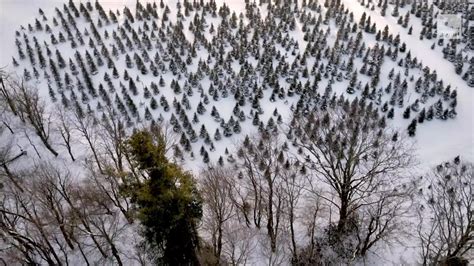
[48,84,56,102]
[426,106,434,121]
[418,108,426,123]
[387,108,394,119]
[144,107,152,121]
[233,121,241,134]
[150,97,158,110]
[403,107,411,119]
[407,119,417,136]
[214,128,222,141]
[129,79,138,96]
[127,128,202,265]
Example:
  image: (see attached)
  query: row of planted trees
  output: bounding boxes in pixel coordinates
[0,72,472,265]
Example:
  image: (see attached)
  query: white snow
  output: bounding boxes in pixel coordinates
[0,0,472,265]
[341,0,474,169]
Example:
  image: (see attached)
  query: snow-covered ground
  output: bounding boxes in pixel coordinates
[0,0,472,265]
[1,0,471,170]
[340,0,474,169]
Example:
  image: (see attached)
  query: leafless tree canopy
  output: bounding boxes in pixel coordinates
[200,166,235,264]
[290,99,416,258]
[418,157,473,265]
[0,75,58,157]
[0,162,133,265]
[236,133,289,253]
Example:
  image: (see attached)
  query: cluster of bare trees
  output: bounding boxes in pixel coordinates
[199,132,319,264]
[0,72,132,175]
[198,100,472,265]
[199,101,421,264]
[0,160,138,265]
[417,157,473,265]
[1,74,57,157]
[0,73,144,264]
[292,101,418,261]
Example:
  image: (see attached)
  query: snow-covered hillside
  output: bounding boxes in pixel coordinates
[0,0,472,265]
[2,0,472,169]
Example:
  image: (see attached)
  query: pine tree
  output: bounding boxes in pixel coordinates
[149,82,159,95]
[387,108,394,119]
[150,97,158,110]
[129,79,138,96]
[127,129,202,265]
[403,107,411,119]
[126,54,134,68]
[159,75,165,87]
[199,125,208,139]
[407,119,417,136]
[23,68,32,81]
[418,108,426,123]
[144,86,151,99]
[145,107,152,121]
[197,102,206,115]
[425,106,433,121]
[48,84,56,102]
[203,150,209,163]
[214,128,222,141]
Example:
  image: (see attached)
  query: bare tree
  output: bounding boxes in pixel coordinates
[200,165,235,263]
[85,163,132,223]
[97,106,127,173]
[236,133,287,253]
[417,157,473,265]
[279,159,307,262]
[56,107,76,161]
[0,165,66,265]
[352,184,414,257]
[259,231,291,266]
[292,100,415,256]
[0,73,17,134]
[71,109,103,173]
[74,186,127,266]
[0,142,26,192]
[3,77,58,156]
[0,71,18,117]
[221,221,257,266]
[295,197,323,264]
[0,161,135,265]
[33,165,77,251]
[235,136,264,229]
[44,163,129,265]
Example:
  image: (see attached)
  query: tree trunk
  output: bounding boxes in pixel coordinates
[104,233,123,266]
[85,136,103,173]
[62,135,75,161]
[337,194,349,232]
[0,77,18,116]
[38,132,58,157]
[51,206,75,250]
[289,203,297,262]
[216,224,223,263]
[266,179,276,253]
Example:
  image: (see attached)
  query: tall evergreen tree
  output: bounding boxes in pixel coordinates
[127,128,202,265]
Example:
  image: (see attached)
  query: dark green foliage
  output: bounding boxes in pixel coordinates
[127,128,202,265]
[407,119,417,136]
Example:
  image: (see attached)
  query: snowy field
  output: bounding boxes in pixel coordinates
[0,0,472,265]
[1,0,472,170]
